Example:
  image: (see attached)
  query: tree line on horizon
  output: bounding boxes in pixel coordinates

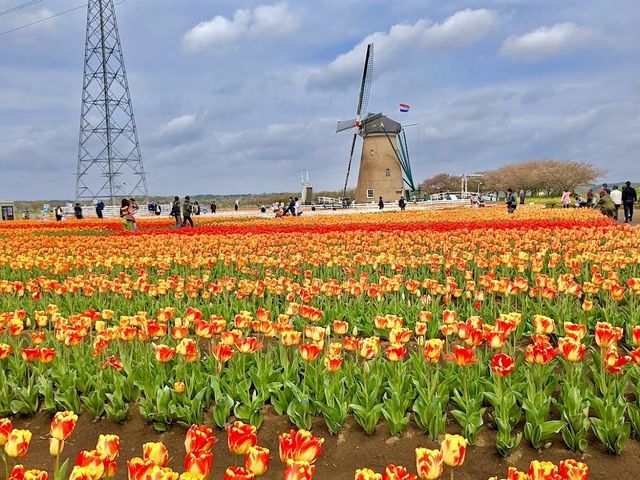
[418,159,604,197]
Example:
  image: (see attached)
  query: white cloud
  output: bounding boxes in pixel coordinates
[308,9,501,88]
[500,22,601,62]
[182,2,298,52]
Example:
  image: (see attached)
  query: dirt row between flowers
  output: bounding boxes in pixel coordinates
[10,407,640,479]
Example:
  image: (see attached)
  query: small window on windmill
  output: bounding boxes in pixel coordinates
[367,189,374,198]
[385,168,390,177]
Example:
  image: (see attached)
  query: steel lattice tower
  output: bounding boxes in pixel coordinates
[76,0,148,204]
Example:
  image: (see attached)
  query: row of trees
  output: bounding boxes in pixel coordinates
[418,160,603,196]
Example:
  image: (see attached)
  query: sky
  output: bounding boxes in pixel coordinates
[0,0,639,200]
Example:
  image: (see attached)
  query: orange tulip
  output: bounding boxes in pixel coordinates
[300,343,321,362]
[184,451,213,477]
[558,459,589,480]
[594,322,623,348]
[490,353,515,377]
[211,344,235,364]
[423,339,444,363]
[236,337,262,354]
[153,344,177,363]
[0,418,12,446]
[389,328,411,344]
[323,354,343,372]
[96,434,121,460]
[440,434,467,467]
[357,337,380,360]
[22,469,48,480]
[75,449,107,478]
[50,411,78,441]
[143,442,169,467]
[332,320,348,335]
[281,330,302,346]
[283,460,315,480]
[385,344,406,362]
[245,445,270,476]
[223,466,254,480]
[532,315,555,335]
[354,468,382,480]
[127,457,156,480]
[21,348,40,362]
[176,339,199,362]
[278,429,324,464]
[524,342,556,365]
[563,322,587,341]
[227,421,257,455]
[40,348,56,363]
[558,337,586,362]
[383,464,416,480]
[4,429,32,458]
[415,448,443,480]
[446,345,477,366]
[185,425,216,454]
[100,356,123,371]
[0,343,12,360]
[68,466,102,480]
[527,460,558,480]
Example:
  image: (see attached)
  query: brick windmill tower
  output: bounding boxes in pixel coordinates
[336,44,415,204]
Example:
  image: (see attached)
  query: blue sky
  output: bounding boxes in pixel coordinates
[1,0,638,199]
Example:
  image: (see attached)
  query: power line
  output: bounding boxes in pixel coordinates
[0,0,44,17]
[0,0,127,37]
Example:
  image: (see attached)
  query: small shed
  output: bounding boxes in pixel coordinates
[1,201,15,221]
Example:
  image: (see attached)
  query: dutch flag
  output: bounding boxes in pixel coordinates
[399,103,410,113]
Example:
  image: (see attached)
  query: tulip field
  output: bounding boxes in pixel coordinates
[1,207,640,479]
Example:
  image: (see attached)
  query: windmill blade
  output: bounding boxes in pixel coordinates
[355,43,374,117]
[336,118,357,133]
[342,132,358,200]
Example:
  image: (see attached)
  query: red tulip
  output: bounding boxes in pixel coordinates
[245,445,269,476]
[184,451,213,477]
[283,460,315,480]
[50,411,78,441]
[227,421,257,455]
[491,353,515,377]
[185,425,216,454]
[278,429,324,464]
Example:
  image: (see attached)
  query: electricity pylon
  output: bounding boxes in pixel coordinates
[76,0,148,204]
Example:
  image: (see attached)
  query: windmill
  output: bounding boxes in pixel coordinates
[336,43,416,204]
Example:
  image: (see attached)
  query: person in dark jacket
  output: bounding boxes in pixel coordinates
[210,201,217,214]
[519,189,525,205]
[74,203,83,219]
[183,196,194,227]
[95,201,105,219]
[622,181,637,223]
[171,196,182,228]
[398,197,406,211]
[378,196,384,210]
[505,189,517,214]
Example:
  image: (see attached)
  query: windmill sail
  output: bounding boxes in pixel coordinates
[338,43,375,200]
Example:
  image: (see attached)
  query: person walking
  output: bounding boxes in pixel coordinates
[561,190,572,208]
[398,196,406,211]
[183,196,194,227]
[378,196,384,210]
[622,181,637,223]
[54,205,63,221]
[171,196,182,228]
[505,188,517,214]
[519,189,525,205]
[96,200,105,219]
[74,203,83,219]
[610,186,622,220]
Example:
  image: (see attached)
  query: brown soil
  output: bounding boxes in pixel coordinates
[10,409,640,479]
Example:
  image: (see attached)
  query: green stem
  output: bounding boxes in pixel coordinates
[54,452,60,480]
